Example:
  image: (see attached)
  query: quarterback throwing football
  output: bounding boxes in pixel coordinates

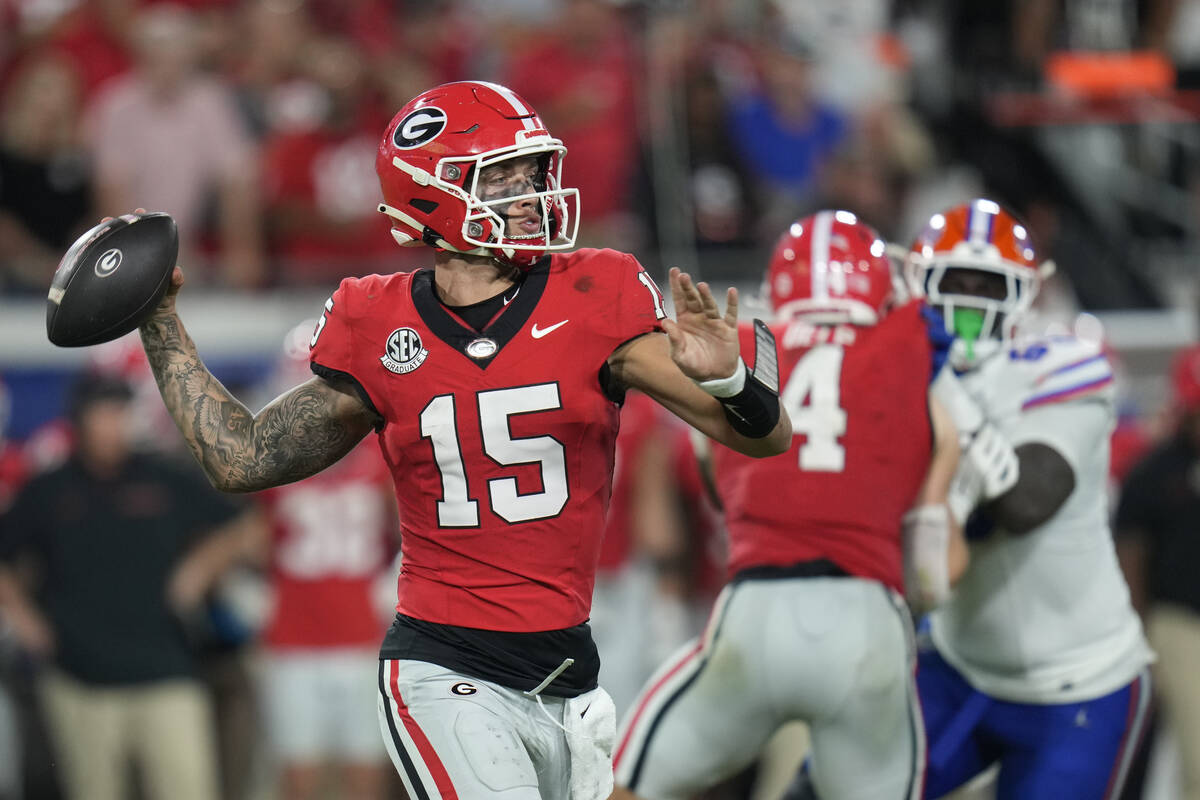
[135,81,790,800]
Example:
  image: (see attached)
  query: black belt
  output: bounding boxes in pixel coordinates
[731,558,849,583]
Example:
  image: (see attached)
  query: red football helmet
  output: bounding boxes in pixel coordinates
[376,81,579,269]
[906,199,1053,361]
[765,210,894,325]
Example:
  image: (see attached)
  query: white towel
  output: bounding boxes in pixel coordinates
[563,687,616,800]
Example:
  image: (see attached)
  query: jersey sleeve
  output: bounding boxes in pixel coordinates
[309,278,358,375]
[610,252,667,346]
[308,277,384,422]
[1009,397,1112,475]
[1018,337,1115,411]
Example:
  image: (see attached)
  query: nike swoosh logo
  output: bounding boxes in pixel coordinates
[531,320,568,339]
[580,703,591,718]
[503,286,520,305]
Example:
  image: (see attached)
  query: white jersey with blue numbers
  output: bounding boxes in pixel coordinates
[930,335,1153,704]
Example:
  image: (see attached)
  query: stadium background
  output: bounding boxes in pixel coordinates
[0,0,1197,798]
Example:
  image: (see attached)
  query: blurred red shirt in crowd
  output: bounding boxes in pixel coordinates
[504,0,638,231]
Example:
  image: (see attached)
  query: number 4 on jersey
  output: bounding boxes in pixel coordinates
[781,345,847,472]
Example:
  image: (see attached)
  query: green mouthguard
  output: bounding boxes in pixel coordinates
[952,308,986,361]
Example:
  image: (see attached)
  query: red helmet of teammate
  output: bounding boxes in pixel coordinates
[906,198,1051,347]
[376,81,579,269]
[766,210,894,325]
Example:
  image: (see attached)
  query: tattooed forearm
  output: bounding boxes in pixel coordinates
[139,312,375,492]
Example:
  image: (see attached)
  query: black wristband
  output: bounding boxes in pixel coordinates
[717,372,780,438]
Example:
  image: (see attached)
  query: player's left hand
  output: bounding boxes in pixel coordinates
[663,267,740,382]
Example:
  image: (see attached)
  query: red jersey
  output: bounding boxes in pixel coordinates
[672,428,726,601]
[712,301,933,592]
[257,441,395,649]
[309,249,666,632]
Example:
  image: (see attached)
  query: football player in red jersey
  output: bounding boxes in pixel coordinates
[613,211,966,800]
[135,80,790,800]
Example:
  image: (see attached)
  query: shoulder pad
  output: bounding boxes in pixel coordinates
[1010,336,1114,411]
[332,272,407,315]
[556,247,637,270]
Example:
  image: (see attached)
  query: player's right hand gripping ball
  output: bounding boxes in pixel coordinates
[46,212,178,347]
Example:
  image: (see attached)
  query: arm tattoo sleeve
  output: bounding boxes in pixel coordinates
[139,313,375,492]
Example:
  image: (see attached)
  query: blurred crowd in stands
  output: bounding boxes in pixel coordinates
[0,0,1195,305]
[2,0,1200,798]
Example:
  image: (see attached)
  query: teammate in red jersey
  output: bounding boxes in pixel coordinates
[134,80,790,800]
[249,327,398,800]
[591,391,696,720]
[613,211,966,800]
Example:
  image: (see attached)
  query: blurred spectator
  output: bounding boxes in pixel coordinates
[3,0,135,101]
[260,36,397,284]
[1116,343,1200,800]
[680,50,759,250]
[370,1,477,117]
[817,134,914,241]
[770,0,898,113]
[86,3,264,287]
[246,324,396,800]
[0,374,254,800]
[307,0,397,62]
[723,28,848,240]
[0,53,91,294]
[505,0,640,244]
[224,0,315,139]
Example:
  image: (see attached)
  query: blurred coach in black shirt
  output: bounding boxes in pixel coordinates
[0,374,253,800]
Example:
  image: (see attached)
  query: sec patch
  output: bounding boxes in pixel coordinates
[381,327,427,374]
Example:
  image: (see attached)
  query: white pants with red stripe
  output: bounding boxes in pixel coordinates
[613,576,924,800]
[377,659,615,799]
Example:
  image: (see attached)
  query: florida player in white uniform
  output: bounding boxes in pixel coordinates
[908,199,1154,799]
[613,211,966,800]
[133,81,791,800]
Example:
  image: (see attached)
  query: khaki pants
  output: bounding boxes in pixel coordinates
[1148,604,1200,800]
[38,670,219,800]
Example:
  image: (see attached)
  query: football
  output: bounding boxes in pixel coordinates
[46,212,178,347]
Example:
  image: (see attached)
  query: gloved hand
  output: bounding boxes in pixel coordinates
[947,423,1019,525]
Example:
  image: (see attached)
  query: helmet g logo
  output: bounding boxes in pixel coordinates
[394,107,447,149]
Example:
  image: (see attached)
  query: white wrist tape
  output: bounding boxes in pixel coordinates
[696,359,747,398]
[903,504,953,614]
